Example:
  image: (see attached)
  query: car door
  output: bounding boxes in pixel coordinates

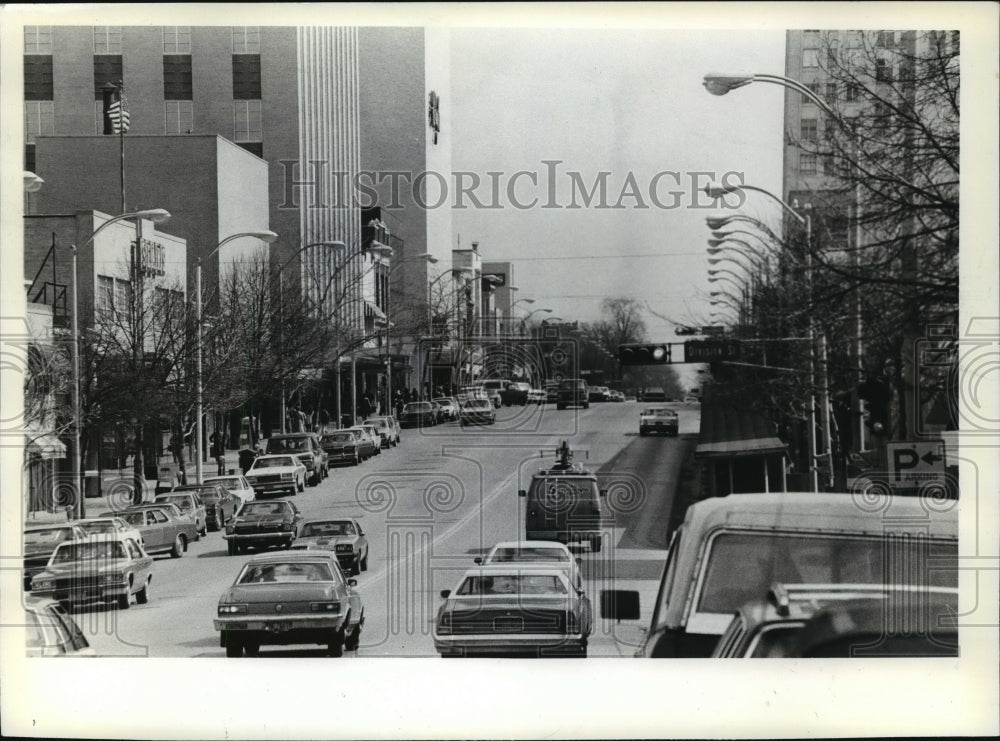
[138,510,164,551]
[355,521,368,560]
[151,509,175,550]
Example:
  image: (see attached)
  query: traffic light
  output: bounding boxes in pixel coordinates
[618,343,671,365]
[857,375,891,434]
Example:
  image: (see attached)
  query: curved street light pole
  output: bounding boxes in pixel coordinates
[71,208,170,515]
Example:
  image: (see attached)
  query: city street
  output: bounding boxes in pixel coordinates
[79,401,699,657]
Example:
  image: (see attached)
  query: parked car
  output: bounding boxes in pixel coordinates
[610,390,626,402]
[557,378,589,410]
[198,486,242,531]
[360,423,384,454]
[344,426,379,460]
[587,386,607,402]
[639,407,679,436]
[155,490,209,537]
[545,385,559,403]
[434,565,592,657]
[433,397,460,421]
[501,381,532,406]
[642,387,667,402]
[399,401,438,428]
[601,492,958,657]
[23,595,95,657]
[364,416,398,448]
[106,503,198,558]
[683,395,700,404]
[320,430,362,467]
[214,551,364,657]
[30,534,153,610]
[291,518,369,576]
[23,523,86,590]
[224,499,303,555]
[244,454,307,497]
[265,433,328,486]
[73,516,144,549]
[527,388,547,404]
[204,474,256,506]
[459,398,496,426]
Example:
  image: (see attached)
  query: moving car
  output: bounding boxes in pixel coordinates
[106,503,198,558]
[73,516,144,548]
[683,395,700,404]
[501,381,531,406]
[475,540,584,591]
[155,490,209,537]
[527,389,546,404]
[434,565,592,657]
[291,518,369,576]
[399,401,438,428]
[556,378,589,410]
[433,397,460,421]
[244,454,307,498]
[204,474,256,506]
[30,535,153,610]
[364,416,399,448]
[23,595,95,657]
[23,523,86,590]
[224,499,303,555]
[479,379,507,408]
[320,430,362,467]
[600,492,958,657]
[265,433,328,486]
[214,551,364,657]
[344,426,379,460]
[199,486,242,531]
[639,407,679,436]
[459,398,496,426]
[519,442,605,552]
[587,386,608,403]
[642,387,667,402]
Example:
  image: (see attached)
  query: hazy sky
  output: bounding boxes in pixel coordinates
[450,28,786,340]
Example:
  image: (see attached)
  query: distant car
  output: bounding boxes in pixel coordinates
[204,474,256,506]
[557,378,589,410]
[642,387,667,402]
[501,382,532,406]
[545,386,559,403]
[155,490,208,537]
[459,398,496,426]
[107,504,198,558]
[639,407,678,436]
[214,551,364,657]
[291,518,369,576]
[479,379,507,408]
[364,416,398,448]
[23,523,87,591]
[266,433,328,486]
[224,499,303,555]
[198,485,242,531]
[360,423,384,454]
[475,540,584,592]
[683,395,700,404]
[527,389,546,404]
[30,535,153,610]
[433,397,460,421]
[434,565,593,658]
[244,454,307,497]
[610,390,625,402]
[320,430,362,467]
[73,516,144,549]
[344,426,379,460]
[399,401,438,428]
[23,595,96,657]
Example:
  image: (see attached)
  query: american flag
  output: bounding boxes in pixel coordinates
[108,87,130,134]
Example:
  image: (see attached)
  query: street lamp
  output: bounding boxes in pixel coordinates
[195,229,279,484]
[23,171,44,192]
[70,208,171,515]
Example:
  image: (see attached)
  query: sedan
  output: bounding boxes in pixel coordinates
[204,474,256,506]
[364,416,397,448]
[434,565,592,657]
[23,523,86,590]
[527,389,546,404]
[344,427,379,461]
[433,397,459,421]
[320,430,362,467]
[214,551,364,657]
[198,486,242,531]
[73,516,144,548]
[459,398,496,426]
[291,518,369,576]
[30,535,153,611]
[244,454,307,497]
[106,504,198,558]
[399,401,438,428]
[154,490,208,537]
[639,407,678,436]
[23,595,95,657]
[224,499,303,555]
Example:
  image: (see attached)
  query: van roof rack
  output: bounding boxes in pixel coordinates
[538,440,590,469]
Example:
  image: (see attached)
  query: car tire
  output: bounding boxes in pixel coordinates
[345,622,361,652]
[583,403,590,409]
[298,477,305,493]
[224,633,243,658]
[327,628,345,657]
[170,534,185,558]
[557,404,566,410]
[639,429,647,436]
[117,590,130,610]
[353,454,360,466]
[244,641,260,657]
[136,578,150,605]
[360,552,368,571]
[351,559,361,576]
[590,536,602,553]
[227,541,238,556]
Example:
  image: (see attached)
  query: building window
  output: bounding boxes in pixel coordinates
[163,26,191,54]
[94,26,122,54]
[800,118,817,142]
[165,100,193,134]
[115,278,133,315]
[800,153,817,174]
[237,142,264,158]
[803,30,820,48]
[827,44,839,67]
[163,55,193,99]
[802,82,821,105]
[845,84,859,102]
[825,82,838,104]
[232,26,260,54]
[24,26,52,54]
[97,276,115,314]
[233,99,262,142]
[822,155,837,175]
[25,144,36,172]
[875,59,891,82]
[802,48,820,68]
[93,55,123,98]
[232,54,262,99]
[24,54,53,100]
[24,101,54,143]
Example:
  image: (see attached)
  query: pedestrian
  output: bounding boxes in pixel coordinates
[359,395,372,420]
[169,432,182,465]
[320,409,331,431]
[209,429,226,476]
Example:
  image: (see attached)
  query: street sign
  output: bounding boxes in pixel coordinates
[684,340,741,362]
[886,441,946,488]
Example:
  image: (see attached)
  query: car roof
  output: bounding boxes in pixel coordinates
[460,564,572,578]
[253,454,297,460]
[302,517,356,525]
[246,550,339,564]
[25,523,82,531]
[488,540,572,551]
[56,534,134,547]
[269,433,313,439]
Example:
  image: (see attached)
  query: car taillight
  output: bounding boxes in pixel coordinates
[281,523,291,531]
[566,612,579,633]
[310,602,341,613]
[218,604,248,615]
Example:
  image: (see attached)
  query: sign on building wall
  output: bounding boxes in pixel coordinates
[137,238,166,276]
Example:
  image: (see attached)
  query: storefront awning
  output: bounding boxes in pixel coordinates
[26,432,67,459]
[695,387,787,459]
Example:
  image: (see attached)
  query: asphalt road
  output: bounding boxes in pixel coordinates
[79,400,700,658]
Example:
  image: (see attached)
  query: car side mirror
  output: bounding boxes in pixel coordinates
[599,489,607,497]
[358,529,365,536]
[600,590,640,621]
[440,589,451,599]
[518,489,526,497]
[473,557,483,565]
[348,578,358,587]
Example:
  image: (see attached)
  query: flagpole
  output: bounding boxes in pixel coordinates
[119,80,126,212]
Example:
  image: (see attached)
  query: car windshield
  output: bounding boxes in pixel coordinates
[456,574,567,596]
[534,478,600,502]
[117,512,145,526]
[300,521,356,537]
[52,541,127,563]
[434,398,454,407]
[465,400,491,410]
[695,533,959,615]
[240,502,291,516]
[322,433,353,444]
[252,456,295,469]
[404,403,432,412]
[156,495,191,511]
[488,547,571,563]
[268,438,306,452]
[237,561,336,584]
[24,528,77,547]
[77,521,117,533]
[206,477,242,490]
[197,490,222,502]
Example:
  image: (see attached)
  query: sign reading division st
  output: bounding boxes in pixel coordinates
[683,340,741,362]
